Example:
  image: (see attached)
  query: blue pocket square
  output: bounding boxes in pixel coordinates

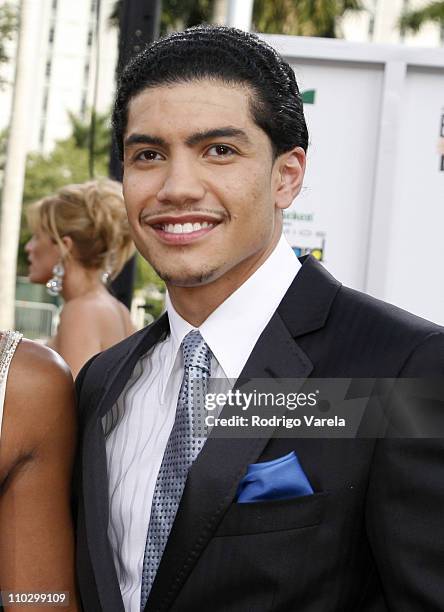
[236,451,314,504]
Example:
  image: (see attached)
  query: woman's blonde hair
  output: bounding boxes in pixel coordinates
[27,179,135,279]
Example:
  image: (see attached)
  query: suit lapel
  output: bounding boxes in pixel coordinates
[81,315,169,611]
[145,256,341,612]
[145,313,312,612]
[81,418,125,611]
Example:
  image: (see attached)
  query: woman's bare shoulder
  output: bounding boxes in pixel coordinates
[0,339,76,482]
[60,291,116,322]
[61,292,134,332]
[13,338,73,385]
[4,340,74,443]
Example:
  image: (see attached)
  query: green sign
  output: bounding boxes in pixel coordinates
[302,90,316,104]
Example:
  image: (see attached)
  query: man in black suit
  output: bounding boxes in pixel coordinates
[74,26,444,611]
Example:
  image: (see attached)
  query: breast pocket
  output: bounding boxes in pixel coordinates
[215,491,329,537]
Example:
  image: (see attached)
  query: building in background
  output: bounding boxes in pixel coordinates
[0,0,117,155]
[342,0,444,46]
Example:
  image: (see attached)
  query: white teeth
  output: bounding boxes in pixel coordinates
[162,221,215,234]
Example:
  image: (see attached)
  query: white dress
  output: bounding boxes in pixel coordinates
[0,330,23,435]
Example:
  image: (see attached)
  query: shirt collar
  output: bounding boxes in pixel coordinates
[166,234,301,381]
[158,294,194,404]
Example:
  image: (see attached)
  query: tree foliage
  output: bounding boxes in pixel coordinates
[0,1,18,89]
[160,0,214,32]
[22,112,111,206]
[67,110,112,158]
[109,0,363,38]
[135,253,165,319]
[399,1,444,34]
[253,0,364,38]
[109,0,214,34]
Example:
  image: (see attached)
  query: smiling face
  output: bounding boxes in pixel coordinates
[25,229,61,284]
[122,79,305,294]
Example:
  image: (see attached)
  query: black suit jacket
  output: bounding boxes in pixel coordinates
[74,256,444,611]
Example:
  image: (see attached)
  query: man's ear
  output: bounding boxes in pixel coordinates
[274,147,306,211]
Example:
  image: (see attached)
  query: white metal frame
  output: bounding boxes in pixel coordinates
[261,34,444,298]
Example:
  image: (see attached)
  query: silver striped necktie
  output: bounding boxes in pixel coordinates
[140,330,212,609]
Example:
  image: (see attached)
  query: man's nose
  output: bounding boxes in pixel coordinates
[25,239,32,252]
[157,157,205,206]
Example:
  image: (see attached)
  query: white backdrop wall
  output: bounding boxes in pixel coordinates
[262,35,444,325]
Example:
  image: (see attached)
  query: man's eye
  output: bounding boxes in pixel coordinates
[135,150,163,161]
[206,144,236,158]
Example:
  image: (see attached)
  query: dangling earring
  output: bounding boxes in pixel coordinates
[101,268,111,285]
[101,251,115,285]
[46,261,65,296]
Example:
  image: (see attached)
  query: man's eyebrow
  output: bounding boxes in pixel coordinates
[185,127,251,147]
[123,127,252,150]
[124,133,166,148]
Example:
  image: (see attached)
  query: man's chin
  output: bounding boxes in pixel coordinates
[157,267,219,288]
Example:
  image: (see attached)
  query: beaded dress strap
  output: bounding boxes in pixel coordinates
[0,331,23,387]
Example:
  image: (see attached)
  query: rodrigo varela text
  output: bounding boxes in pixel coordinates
[205,414,346,428]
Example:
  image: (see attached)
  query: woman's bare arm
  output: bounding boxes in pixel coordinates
[0,340,79,611]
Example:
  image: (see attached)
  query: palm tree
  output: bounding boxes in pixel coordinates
[68,111,111,158]
[252,0,364,38]
[399,1,444,35]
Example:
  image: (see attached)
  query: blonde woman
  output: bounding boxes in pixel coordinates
[25,179,135,378]
[0,331,79,611]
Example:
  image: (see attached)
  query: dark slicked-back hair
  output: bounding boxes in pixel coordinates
[113,25,308,160]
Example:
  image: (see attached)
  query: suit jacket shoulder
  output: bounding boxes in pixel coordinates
[339,284,442,337]
[280,256,444,378]
[334,285,444,375]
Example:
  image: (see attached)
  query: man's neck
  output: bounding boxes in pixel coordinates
[166,235,281,327]
[167,283,232,327]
